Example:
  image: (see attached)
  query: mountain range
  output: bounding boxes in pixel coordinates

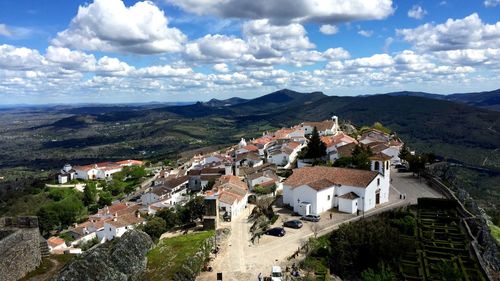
[0,88,499,171]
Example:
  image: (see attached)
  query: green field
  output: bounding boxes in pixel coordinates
[142,230,214,281]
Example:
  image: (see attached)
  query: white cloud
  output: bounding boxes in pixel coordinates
[134,65,193,77]
[166,0,394,24]
[185,34,249,61]
[243,19,315,54]
[213,63,229,73]
[95,56,134,76]
[319,24,339,35]
[0,44,46,70]
[407,5,427,20]
[358,30,373,37]
[484,0,500,7]
[52,0,186,54]
[397,13,500,52]
[45,46,96,71]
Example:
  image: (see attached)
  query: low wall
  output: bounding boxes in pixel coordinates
[0,217,42,281]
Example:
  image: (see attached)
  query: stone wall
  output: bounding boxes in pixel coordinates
[0,216,42,281]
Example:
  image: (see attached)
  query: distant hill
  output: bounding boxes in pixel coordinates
[386,88,500,111]
[204,97,248,107]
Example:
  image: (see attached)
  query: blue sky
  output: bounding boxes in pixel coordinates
[0,0,499,104]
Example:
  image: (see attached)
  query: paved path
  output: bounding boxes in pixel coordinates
[197,169,443,281]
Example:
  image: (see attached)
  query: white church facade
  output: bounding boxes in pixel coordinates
[283,153,391,215]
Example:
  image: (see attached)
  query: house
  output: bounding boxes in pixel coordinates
[72,160,142,181]
[98,213,145,241]
[141,176,189,206]
[359,128,391,145]
[47,236,67,253]
[57,164,76,184]
[297,116,339,136]
[236,144,259,155]
[188,167,226,192]
[321,133,358,161]
[266,141,303,167]
[235,151,263,169]
[245,169,279,191]
[205,175,249,220]
[283,155,391,216]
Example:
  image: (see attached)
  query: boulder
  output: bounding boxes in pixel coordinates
[55,230,153,281]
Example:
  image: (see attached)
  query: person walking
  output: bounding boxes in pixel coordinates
[258,272,262,281]
[329,213,332,219]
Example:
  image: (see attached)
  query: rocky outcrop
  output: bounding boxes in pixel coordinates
[55,230,153,281]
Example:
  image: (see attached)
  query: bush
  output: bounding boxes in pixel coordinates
[144,217,167,240]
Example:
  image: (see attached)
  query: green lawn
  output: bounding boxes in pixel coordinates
[143,231,214,281]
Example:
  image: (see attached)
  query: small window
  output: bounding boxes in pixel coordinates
[377,178,380,186]
[327,195,331,200]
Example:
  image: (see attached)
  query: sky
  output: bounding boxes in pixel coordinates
[0,0,499,104]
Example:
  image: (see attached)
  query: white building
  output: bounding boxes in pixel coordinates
[97,213,144,242]
[141,176,188,206]
[283,155,391,216]
[297,116,339,136]
[57,164,76,184]
[47,236,67,253]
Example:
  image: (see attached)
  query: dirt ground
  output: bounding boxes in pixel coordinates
[197,169,443,281]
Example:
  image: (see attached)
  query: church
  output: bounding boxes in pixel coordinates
[282,153,391,215]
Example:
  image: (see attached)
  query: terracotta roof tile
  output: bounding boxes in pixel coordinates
[284,166,378,189]
[48,236,66,248]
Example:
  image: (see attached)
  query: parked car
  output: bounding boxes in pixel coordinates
[283,220,303,229]
[271,265,283,281]
[265,227,286,237]
[301,214,321,222]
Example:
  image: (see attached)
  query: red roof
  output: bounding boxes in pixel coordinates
[284,166,378,189]
[242,145,259,152]
[48,236,66,248]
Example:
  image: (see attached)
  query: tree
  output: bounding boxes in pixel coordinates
[398,143,411,162]
[82,183,97,206]
[435,260,463,281]
[98,191,113,207]
[361,263,396,281]
[37,206,60,235]
[129,166,147,179]
[156,208,180,230]
[144,217,167,240]
[351,144,373,170]
[302,127,327,159]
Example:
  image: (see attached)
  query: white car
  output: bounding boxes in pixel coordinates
[271,265,283,281]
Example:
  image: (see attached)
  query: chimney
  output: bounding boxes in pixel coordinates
[113,217,117,221]
[114,212,117,218]
[136,212,141,218]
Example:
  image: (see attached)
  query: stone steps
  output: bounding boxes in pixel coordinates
[39,236,50,257]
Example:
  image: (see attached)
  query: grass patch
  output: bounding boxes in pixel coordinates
[489,223,500,242]
[20,254,74,281]
[143,230,214,281]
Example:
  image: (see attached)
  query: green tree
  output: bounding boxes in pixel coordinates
[372,122,391,134]
[302,127,327,159]
[156,208,180,230]
[398,143,411,162]
[98,191,113,207]
[56,195,87,227]
[129,166,147,179]
[37,206,60,235]
[351,144,373,170]
[144,217,167,240]
[361,263,396,281]
[333,157,353,168]
[82,183,97,206]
